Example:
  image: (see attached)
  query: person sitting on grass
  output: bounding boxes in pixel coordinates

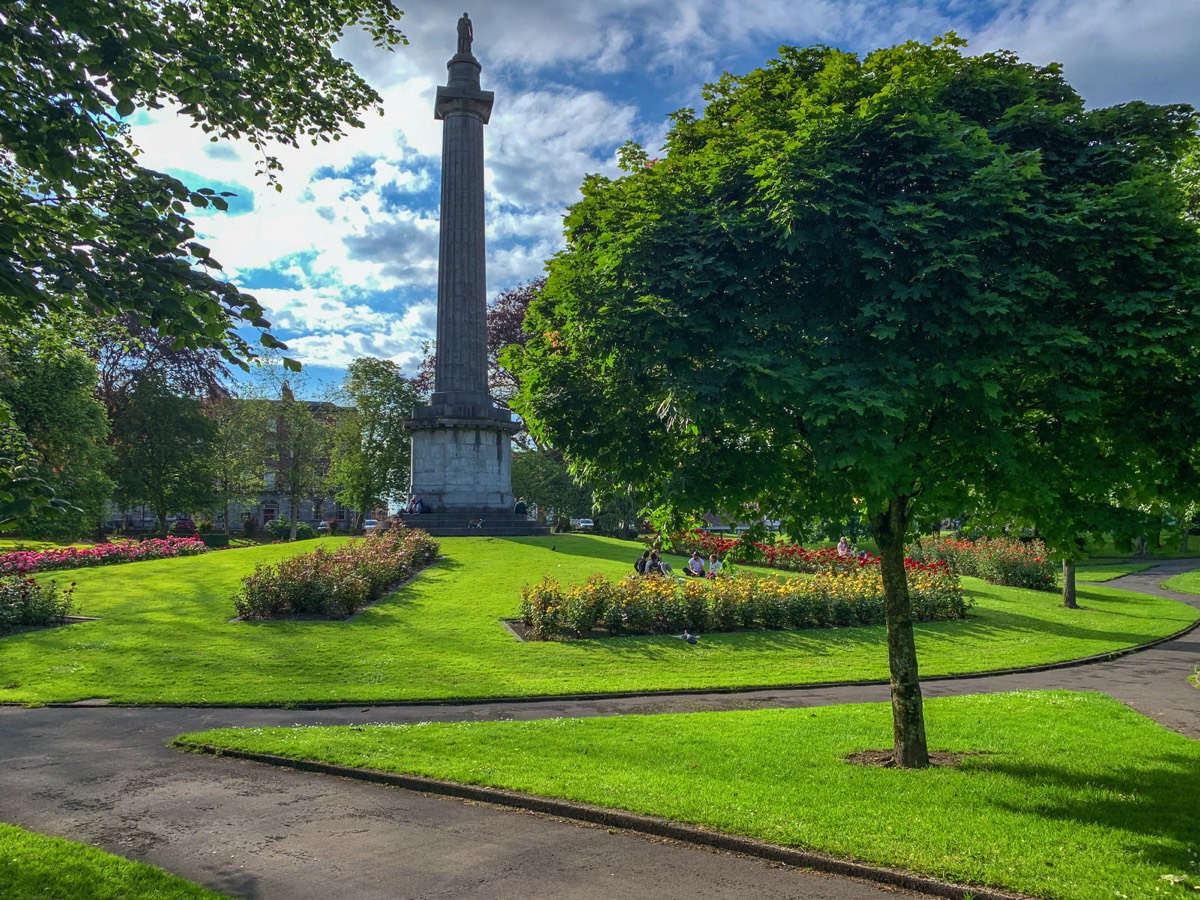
[634,549,650,575]
[707,554,722,578]
[686,551,706,577]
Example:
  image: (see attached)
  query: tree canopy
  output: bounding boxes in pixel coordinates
[0,0,406,365]
[329,357,420,527]
[510,36,1200,766]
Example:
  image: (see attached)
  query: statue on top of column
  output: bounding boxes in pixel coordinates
[457,12,473,54]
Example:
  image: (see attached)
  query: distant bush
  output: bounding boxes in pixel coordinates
[0,576,75,633]
[0,537,209,577]
[264,519,317,541]
[519,559,967,640]
[233,526,440,620]
[907,536,1056,591]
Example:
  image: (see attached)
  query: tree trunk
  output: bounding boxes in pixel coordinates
[870,497,930,769]
[289,491,299,541]
[223,499,231,537]
[1062,560,1078,609]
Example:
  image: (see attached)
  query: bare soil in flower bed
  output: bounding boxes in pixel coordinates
[1,615,100,637]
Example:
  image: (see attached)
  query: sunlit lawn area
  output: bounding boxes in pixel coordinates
[1073,561,1155,583]
[1164,569,1200,595]
[0,823,228,899]
[1,535,1196,705]
[179,690,1200,900]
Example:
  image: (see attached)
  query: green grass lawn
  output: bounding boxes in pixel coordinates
[178,690,1200,900]
[0,823,228,899]
[1072,561,1154,583]
[0,535,1196,705]
[1163,569,1200,595]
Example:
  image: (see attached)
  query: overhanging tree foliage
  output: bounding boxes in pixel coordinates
[1,0,406,364]
[510,37,1200,768]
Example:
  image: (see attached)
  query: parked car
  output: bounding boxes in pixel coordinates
[577,518,594,529]
[363,519,380,534]
[316,521,330,534]
[168,518,196,536]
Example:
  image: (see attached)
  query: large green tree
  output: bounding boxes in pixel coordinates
[0,336,113,537]
[510,37,1200,768]
[328,358,419,529]
[205,393,270,536]
[273,383,330,540]
[1,0,406,364]
[111,372,217,533]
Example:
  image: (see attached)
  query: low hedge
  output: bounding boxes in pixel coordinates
[0,536,209,577]
[519,560,968,640]
[1,576,75,634]
[233,526,439,620]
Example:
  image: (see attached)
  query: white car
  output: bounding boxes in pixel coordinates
[577,518,594,529]
[363,518,380,533]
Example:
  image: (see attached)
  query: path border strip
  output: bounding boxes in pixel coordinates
[175,741,1032,900]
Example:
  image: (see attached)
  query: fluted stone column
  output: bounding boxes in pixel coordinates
[405,14,520,515]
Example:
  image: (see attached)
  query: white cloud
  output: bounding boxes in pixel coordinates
[971,0,1200,107]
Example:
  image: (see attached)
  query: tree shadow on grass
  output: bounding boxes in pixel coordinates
[976,750,1200,875]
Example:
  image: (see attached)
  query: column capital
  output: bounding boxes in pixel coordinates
[435,85,494,124]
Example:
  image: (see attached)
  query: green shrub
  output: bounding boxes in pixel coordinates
[0,576,75,633]
[264,519,318,541]
[233,526,439,621]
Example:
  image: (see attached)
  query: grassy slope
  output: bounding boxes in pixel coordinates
[180,691,1200,900]
[1164,569,1200,595]
[0,535,1195,705]
[1072,561,1154,582]
[0,823,228,899]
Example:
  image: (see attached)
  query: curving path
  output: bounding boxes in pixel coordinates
[1,560,1196,899]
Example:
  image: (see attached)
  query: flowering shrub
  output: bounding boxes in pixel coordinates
[0,576,75,633]
[669,530,1057,590]
[907,536,1056,590]
[668,531,865,574]
[0,537,210,577]
[233,526,439,620]
[519,560,967,639]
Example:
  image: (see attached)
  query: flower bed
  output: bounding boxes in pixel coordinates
[519,560,967,640]
[233,526,440,620]
[0,537,210,577]
[906,536,1056,590]
[1,576,75,634]
[668,531,1057,589]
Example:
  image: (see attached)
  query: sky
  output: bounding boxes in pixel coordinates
[128,0,1200,396]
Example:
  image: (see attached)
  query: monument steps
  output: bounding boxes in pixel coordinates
[400,512,549,538]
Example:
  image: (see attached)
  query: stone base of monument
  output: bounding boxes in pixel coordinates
[402,511,549,538]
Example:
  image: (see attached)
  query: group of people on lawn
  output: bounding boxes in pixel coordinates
[635,549,722,579]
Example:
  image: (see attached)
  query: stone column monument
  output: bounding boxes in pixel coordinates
[404,14,544,537]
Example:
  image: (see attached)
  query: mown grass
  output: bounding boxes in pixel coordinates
[1072,561,1154,583]
[0,823,228,899]
[0,535,1195,705]
[179,691,1200,900]
[1164,569,1200,596]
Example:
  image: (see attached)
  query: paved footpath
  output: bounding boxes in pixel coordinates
[1,559,1197,899]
